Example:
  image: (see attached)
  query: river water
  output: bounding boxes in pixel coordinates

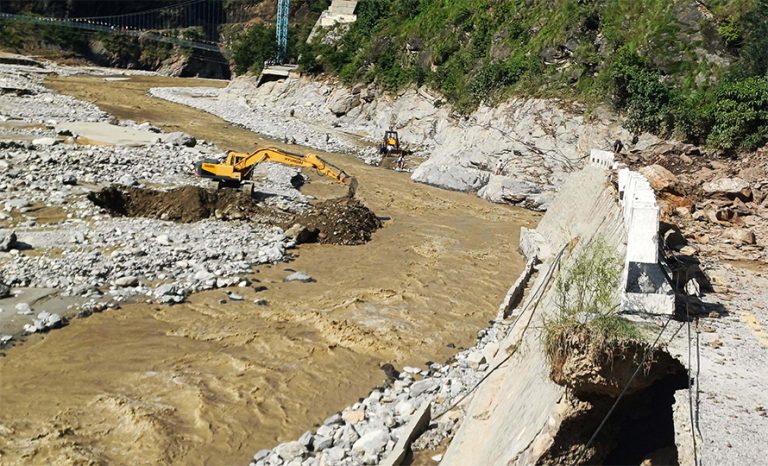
[0,75,539,465]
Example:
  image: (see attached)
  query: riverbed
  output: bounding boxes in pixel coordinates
[0,74,539,465]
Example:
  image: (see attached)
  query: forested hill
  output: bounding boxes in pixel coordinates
[291,0,768,154]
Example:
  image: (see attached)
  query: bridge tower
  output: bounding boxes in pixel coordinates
[276,0,290,63]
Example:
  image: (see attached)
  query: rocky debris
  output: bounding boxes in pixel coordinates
[617,141,768,264]
[290,198,382,245]
[638,164,679,193]
[163,131,197,148]
[702,177,752,200]
[249,311,522,466]
[148,86,380,164]
[0,230,17,251]
[23,311,65,333]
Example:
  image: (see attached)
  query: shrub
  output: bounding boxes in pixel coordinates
[706,76,768,152]
[545,239,638,363]
[232,23,276,74]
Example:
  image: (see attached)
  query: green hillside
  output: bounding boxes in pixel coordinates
[293,0,768,153]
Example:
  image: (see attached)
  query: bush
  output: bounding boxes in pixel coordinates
[545,239,639,364]
[706,76,768,152]
[232,23,276,74]
[606,47,675,135]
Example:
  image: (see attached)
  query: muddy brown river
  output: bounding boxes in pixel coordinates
[0,75,539,465]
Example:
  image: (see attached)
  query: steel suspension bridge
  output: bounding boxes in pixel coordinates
[0,0,282,54]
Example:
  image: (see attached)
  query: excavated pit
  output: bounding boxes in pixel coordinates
[87,185,382,245]
[541,332,688,465]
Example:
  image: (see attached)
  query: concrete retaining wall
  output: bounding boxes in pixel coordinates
[442,165,627,465]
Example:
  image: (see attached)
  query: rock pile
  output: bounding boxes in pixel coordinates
[249,311,520,466]
[616,142,767,264]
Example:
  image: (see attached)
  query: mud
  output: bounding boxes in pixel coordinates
[292,198,382,245]
[88,185,282,223]
[0,74,540,466]
[88,185,383,245]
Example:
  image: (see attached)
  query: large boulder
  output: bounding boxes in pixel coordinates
[0,230,17,252]
[327,89,360,116]
[703,177,752,201]
[411,163,489,192]
[639,164,679,193]
[164,131,197,147]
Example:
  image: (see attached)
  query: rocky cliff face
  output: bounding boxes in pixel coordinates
[225,76,635,210]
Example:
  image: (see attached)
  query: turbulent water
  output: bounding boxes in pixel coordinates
[0,75,539,465]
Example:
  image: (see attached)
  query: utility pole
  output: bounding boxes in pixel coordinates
[276,0,290,63]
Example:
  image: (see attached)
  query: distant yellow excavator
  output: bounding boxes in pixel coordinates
[195,147,357,196]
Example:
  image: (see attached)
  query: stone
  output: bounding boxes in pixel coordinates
[725,228,756,245]
[164,131,197,147]
[155,234,172,245]
[61,175,77,185]
[114,276,139,287]
[342,410,366,424]
[0,280,10,299]
[285,271,315,283]
[275,441,306,461]
[298,431,313,448]
[327,89,360,116]
[639,164,678,193]
[118,174,138,186]
[352,429,389,458]
[464,351,486,369]
[32,137,58,146]
[285,223,318,244]
[703,177,752,200]
[228,292,244,301]
[324,413,343,426]
[0,335,12,345]
[0,230,17,252]
[409,379,438,398]
[253,449,271,462]
[322,446,347,463]
[395,400,416,417]
[154,283,177,298]
[431,454,443,462]
[15,303,32,315]
[313,435,333,451]
[254,298,268,306]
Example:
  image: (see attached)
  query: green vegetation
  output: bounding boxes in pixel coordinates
[544,239,640,365]
[276,0,768,153]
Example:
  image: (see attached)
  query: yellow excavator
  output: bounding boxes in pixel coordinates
[195,147,357,196]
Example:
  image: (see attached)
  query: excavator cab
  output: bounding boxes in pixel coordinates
[380,131,401,156]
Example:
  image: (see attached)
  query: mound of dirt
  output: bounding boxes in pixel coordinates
[290,198,382,245]
[88,186,282,223]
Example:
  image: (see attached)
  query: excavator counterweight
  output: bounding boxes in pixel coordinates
[195,147,356,196]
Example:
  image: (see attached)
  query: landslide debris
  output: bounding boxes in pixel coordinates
[290,197,382,246]
[88,185,284,223]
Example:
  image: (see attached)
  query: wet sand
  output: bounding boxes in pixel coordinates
[0,75,539,465]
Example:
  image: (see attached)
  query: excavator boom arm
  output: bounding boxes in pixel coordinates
[196,147,356,196]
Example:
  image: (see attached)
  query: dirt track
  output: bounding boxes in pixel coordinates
[0,75,539,465]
